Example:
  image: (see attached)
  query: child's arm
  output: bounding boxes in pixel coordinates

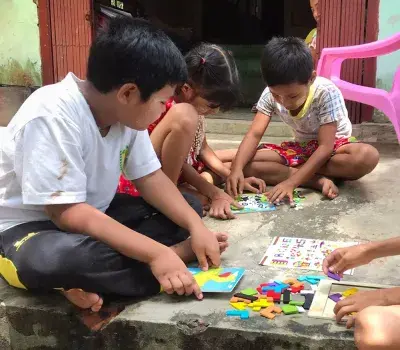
[267,122,336,204]
[45,202,202,298]
[227,112,271,197]
[135,169,224,265]
[180,163,241,220]
[199,138,230,179]
[200,138,267,194]
[323,238,400,277]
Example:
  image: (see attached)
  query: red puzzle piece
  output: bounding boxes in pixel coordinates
[267,291,281,301]
[218,272,232,278]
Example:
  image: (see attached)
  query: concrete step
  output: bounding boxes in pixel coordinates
[206,118,399,144]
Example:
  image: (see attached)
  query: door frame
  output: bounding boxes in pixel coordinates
[38,0,95,85]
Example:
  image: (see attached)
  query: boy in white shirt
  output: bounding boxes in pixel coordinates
[0,18,227,312]
[226,37,379,204]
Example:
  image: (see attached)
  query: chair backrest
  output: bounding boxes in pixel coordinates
[317,33,400,141]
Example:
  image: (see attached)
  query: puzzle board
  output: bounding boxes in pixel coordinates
[309,280,394,319]
[259,237,358,274]
[188,267,245,293]
[231,193,276,214]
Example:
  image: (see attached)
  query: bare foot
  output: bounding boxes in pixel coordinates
[172,232,229,263]
[63,289,103,312]
[320,178,339,199]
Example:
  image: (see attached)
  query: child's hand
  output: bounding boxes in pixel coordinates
[335,289,391,328]
[322,244,375,276]
[243,177,267,194]
[149,247,203,299]
[266,180,296,205]
[209,192,242,220]
[226,170,245,197]
[190,225,223,271]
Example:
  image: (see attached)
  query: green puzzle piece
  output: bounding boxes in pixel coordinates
[289,300,305,306]
[282,305,299,315]
[241,288,258,296]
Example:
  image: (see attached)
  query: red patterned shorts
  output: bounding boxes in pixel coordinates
[257,137,358,167]
[117,151,205,197]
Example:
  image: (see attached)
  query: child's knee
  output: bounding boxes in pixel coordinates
[353,144,380,177]
[182,192,203,217]
[355,306,394,349]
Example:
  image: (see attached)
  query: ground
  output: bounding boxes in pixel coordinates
[0,140,399,350]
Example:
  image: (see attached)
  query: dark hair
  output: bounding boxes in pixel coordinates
[185,43,240,111]
[261,37,314,87]
[87,17,187,101]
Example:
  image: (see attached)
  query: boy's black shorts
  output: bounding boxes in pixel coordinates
[0,193,202,297]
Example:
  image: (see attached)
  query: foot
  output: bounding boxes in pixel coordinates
[320,178,339,199]
[172,232,229,263]
[63,289,104,312]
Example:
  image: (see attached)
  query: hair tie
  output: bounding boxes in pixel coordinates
[200,58,206,64]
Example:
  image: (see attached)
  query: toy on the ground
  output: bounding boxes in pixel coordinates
[225,276,325,321]
[327,271,342,281]
[259,237,358,275]
[231,193,276,214]
[188,267,245,292]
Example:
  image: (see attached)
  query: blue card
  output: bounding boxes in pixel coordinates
[231,194,276,214]
[188,267,245,293]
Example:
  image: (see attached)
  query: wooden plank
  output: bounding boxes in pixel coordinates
[38,0,54,85]
[49,0,58,82]
[362,0,380,122]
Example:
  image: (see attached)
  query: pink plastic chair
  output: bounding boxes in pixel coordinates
[317,33,400,142]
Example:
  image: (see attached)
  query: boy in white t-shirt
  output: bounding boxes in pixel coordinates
[0,18,228,312]
[226,37,379,203]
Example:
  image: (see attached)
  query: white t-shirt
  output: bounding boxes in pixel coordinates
[0,73,161,232]
[257,77,352,142]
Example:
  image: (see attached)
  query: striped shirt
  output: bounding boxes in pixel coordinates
[257,77,352,142]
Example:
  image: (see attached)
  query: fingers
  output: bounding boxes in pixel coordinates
[346,315,356,329]
[336,305,355,324]
[179,271,202,299]
[231,201,243,209]
[207,239,221,268]
[191,278,203,300]
[197,251,209,271]
[229,178,238,198]
[259,179,267,193]
[323,250,341,274]
[268,188,281,204]
[329,250,348,275]
[226,179,234,197]
[238,176,245,195]
[160,277,174,295]
[245,183,259,194]
[169,275,185,296]
[224,202,236,220]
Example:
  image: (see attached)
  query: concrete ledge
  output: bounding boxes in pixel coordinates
[0,87,32,127]
[0,278,356,350]
[206,118,398,144]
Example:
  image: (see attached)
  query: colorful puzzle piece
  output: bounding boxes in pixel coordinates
[241,288,258,296]
[282,305,299,315]
[226,310,249,319]
[329,293,342,303]
[343,288,358,297]
[327,271,341,281]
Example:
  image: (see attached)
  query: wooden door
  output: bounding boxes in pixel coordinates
[39,0,94,84]
[317,0,380,123]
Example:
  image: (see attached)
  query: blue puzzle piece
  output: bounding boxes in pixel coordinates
[297,276,308,282]
[305,278,319,285]
[304,275,326,280]
[226,310,249,319]
[262,286,275,292]
[226,310,242,317]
